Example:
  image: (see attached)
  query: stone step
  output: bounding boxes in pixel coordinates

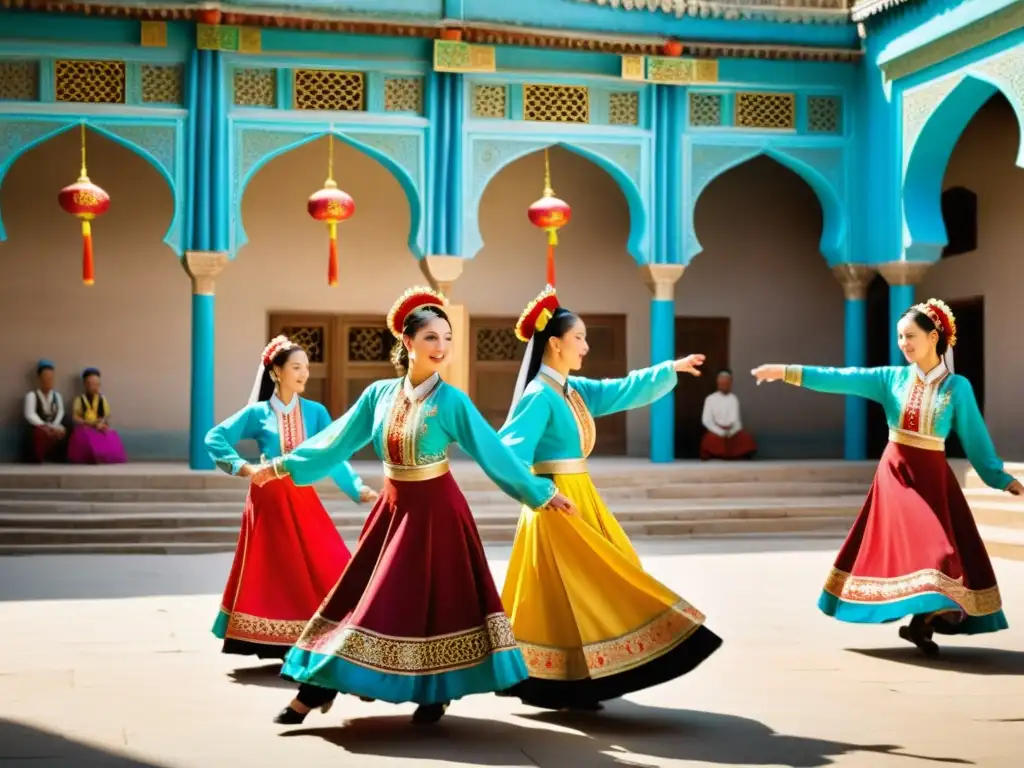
[963,463,1024,490]
[0,495,866,529]
[0,515,856,553]
[977,525,1024,561]
[963,490,1024,530]
[0,460,880,491]
[0,479,869,504]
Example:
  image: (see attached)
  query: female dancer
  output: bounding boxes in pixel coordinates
[752,298,1022,654]
[497,286,723,711]
[206,336,376,659]
[251,287,576,725]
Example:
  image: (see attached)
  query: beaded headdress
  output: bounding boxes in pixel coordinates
[912,298,957,348]
[514,285,560,343]
[386,286,448,340]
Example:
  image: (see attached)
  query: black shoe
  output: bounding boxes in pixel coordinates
[412,702,449,724]
[273,707,307,724]
[899,623,939,656]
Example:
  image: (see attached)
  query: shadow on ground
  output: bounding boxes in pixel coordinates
[0,718,168,767]
[279,700,973,767]
[848,646,1024,676]
[228,662,293,689]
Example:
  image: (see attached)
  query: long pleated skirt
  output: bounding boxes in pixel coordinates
[213,477,351,658]
[281,470,528,705]
[818,440,1007,635]
[500,470,722,708]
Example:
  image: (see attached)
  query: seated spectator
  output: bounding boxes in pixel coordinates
[700,369,757,461]
[67,367,127,465]
[23,359,66,463]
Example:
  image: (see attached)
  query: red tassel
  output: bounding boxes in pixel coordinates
[327,222,339,287]
[82,220,94,286]
[545,241,556,288]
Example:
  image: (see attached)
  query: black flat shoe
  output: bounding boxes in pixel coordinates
[273,700,333,724]
[273,707,307,724]
[412,702,449,724]
[899,624,939,656]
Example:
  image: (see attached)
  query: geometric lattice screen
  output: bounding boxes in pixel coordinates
[735,92,795,130]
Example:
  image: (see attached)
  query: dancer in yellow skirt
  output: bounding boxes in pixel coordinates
[497,286,723,710]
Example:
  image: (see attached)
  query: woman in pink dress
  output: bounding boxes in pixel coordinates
[67,367,127,464]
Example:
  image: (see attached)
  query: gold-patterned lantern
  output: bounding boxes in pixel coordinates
[57,124,110,286]
[307,134,355,287]
[527,148,572,288]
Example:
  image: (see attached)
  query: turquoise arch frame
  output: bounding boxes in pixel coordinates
[683,142,848,266]
[902,73,1024,262]
[231,125,426,257]
[463,134,650,263]
[0,118,185,253]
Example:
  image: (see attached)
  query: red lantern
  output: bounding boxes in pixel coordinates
[527,148,571,287]
[57,124,109,286]
[307,135,354,287]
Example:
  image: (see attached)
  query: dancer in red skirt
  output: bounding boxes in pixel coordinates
[206,336,377,659]
[752,298,1022,654]
[251,287,576,725]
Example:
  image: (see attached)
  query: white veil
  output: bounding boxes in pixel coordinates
[247,361,268,405]
[944,345,955,374]
[503,336,535,427]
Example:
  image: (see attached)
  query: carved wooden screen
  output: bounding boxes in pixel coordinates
[267,313,333,409]
[469,317,525,432]
[468,314,628,455]
[335,315,395,460]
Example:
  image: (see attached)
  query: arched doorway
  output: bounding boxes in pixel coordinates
[680,155,843,459]
[463,146,642,455]
[0,128,175,461]
[230,135,421,455]
[913,91,1023,459]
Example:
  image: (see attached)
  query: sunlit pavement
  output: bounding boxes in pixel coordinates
[1,537,1022,767]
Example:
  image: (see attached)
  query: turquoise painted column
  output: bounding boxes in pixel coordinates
[183,41,230,469]
[832,265,875,460]
[642,265,684,463]
[878,262,931,366]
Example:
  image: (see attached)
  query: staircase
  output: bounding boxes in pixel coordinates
[0,460,877,554]
[963,462,1024,561]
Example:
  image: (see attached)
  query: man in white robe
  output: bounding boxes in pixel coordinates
[700,369,757,460]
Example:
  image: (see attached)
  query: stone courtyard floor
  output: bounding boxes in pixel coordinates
[0,537,1022,767]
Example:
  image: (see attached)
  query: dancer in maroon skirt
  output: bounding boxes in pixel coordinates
[251,287,576,725]
[752,298,1022,654]
[206,336,376,659]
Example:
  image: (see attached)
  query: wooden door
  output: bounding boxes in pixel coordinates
[334,315,395,460]
[577,314,628,455]
[674,317,730,459]
[267,313,334,410]
[865,273,890,459]
[945,296,984,459]
[469,317,526,431]
[468,314,629,455]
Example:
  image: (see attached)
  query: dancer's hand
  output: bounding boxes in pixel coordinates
[674,354,705,376]
[250,464,278,487]
[751,364,785,385]
[359,486,380,503]
[1006,479,1023,496]
[546,492,579,517]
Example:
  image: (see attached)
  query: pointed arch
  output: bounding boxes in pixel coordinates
[0,119,183,253]
[233,128,425,258]
[685,144,847,264]
[465,136,649,263]
[902,73,1024,261]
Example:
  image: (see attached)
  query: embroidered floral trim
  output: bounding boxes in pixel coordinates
[823,568,1003,616]
[222,609,310,646]
[516,600,706,681]
[295,613,518,676]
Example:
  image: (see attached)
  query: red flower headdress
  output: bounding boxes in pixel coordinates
[912,298,958,348]
[514,285,560,343]
[387,286,448,340]
[261,335,296,366]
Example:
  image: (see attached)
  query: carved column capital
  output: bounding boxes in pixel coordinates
[877,261,930,287]
[639,264,685,301]
[831,264,876,301]
[420,255,465,297]
[184,251,228,296]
